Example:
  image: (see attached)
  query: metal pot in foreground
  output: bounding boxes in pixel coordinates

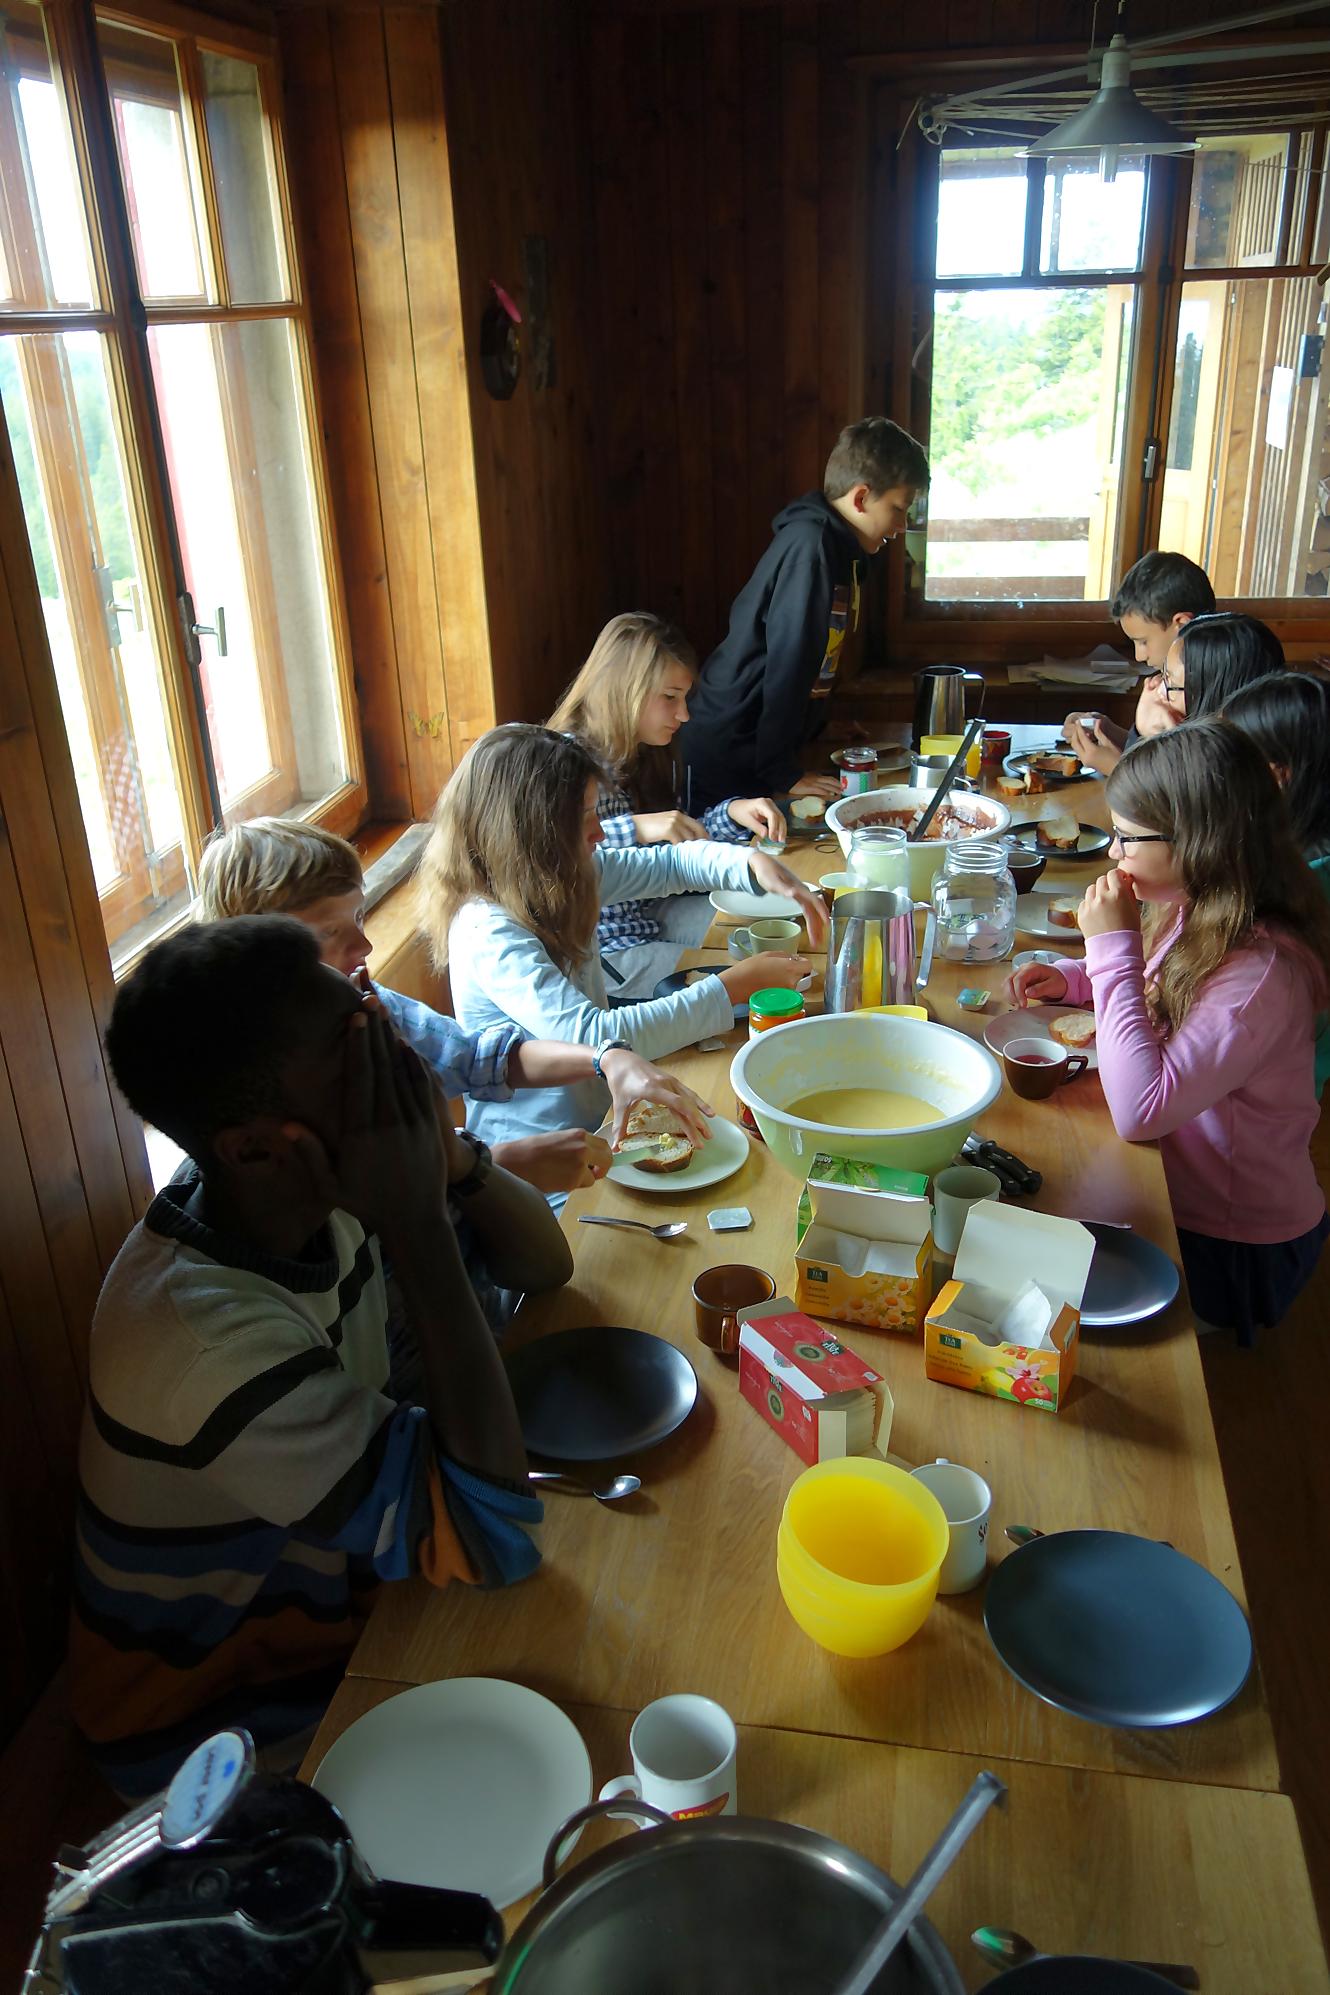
[490,1802,965,1995]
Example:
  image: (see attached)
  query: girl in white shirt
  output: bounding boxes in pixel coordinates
[417,725,825,1158]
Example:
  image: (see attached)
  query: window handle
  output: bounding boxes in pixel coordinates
[94,565,143,646]
[1142,436,1160,482]
[191,604,228,658]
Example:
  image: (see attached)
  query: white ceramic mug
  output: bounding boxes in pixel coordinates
[729,918,801,958]
[909,1458,992,1594]
[931,1163,1002,1257]
[598,1693,737,1822]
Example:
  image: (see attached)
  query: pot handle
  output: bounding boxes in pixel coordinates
[541,1796,675,1890]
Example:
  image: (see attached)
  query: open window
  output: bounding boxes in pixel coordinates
[0,0,361,965]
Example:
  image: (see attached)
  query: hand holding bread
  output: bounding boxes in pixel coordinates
[1077,867,1141,938]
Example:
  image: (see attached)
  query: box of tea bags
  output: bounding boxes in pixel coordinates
[736,1297,893,1466]
[795,1154,933,1336]
[924,1203,1094,1412]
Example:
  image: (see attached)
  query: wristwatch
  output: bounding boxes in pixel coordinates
[450,1128,493,1198]
[592,1039,633,1082]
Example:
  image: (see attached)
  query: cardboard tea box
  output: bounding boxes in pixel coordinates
[924,1203,1094,1413]
[736,1296,894,1466]
[795,1154,933,1336]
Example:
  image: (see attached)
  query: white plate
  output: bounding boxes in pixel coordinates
[709,887,802,922]
[1016,890,1085,942]
[608,1111,751,1193]
[311,1678,591,1907]
[984,1005,1098,1071]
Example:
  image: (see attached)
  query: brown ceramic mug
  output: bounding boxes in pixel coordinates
[692,1264,776,1356]
[1002,1037,1089,1101]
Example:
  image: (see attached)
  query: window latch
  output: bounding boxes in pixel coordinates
[178,591,228,661]
[1142,436,1160,483]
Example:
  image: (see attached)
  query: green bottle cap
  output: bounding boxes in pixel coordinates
[750,988,805,1019]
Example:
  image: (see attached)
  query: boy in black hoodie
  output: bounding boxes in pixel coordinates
[680,418,929,810]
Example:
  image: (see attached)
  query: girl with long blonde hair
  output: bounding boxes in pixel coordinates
[1009,718,1330,1341]
[549,612,786,997]
[418,725,823,1172]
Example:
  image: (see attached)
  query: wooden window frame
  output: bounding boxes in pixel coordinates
[871,73,1330,663]
[0,0,365,962]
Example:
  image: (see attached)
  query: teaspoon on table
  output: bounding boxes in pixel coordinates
[527,1471,642,1505]
[578,1215,688,1240]
[972,1923,1200,1988]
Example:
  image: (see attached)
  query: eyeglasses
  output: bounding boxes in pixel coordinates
[1109,827,1173,849]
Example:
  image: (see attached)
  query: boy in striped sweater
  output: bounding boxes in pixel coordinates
[71,917,542,1798]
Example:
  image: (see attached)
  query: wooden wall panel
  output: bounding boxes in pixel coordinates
[0,419,152,1741]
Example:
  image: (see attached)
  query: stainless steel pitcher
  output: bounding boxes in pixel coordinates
[911,665,985,748]
[824,889,935,1013]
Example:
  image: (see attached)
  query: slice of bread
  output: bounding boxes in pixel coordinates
[1037,811,1080,850]
[1022,766,1050,794]
[1031,752,1081,778]
[1049,1010,1096,1048]
[624,1100,696,1174]
[996,774,1026,797]
[1047,896,1082,929]
[790,795,825,821]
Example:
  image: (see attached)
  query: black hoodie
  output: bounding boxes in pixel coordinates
[680,493,874,808]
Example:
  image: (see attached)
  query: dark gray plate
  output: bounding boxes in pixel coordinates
[1080,1223,1180,1328]
[983,1963,1179,1992]
[1008,820,1112,860]
[506,1325,699,1463]
[984,1530,1252,1728]
[1002,744,1097,785]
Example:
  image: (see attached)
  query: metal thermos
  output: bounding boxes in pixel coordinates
[911,666,985,748]
[824,889,935,1014]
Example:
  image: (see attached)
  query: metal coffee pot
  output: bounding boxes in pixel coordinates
[912,665,985,749]
[824,889,936,1014]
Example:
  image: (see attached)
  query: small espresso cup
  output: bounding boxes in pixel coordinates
[817,872,857,914]
[599,1693,738,1823]
[729,917,802,959]
[692,1263,775,1356]
[931,1163,1002,1257]
[909,1459,992,1594]
[1002,1036,1089,1101]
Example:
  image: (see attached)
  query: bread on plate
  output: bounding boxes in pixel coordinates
[623,1101,696,1174]
[1048,1010,1096,1048]
[1046,896,1082,929]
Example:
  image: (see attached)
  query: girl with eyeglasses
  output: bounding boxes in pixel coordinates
[1133,611,1284,739]
[1009,718,1330,1342]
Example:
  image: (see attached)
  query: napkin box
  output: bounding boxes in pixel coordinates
[924,1204,1094,1412]
[795,1155,933,1336]
[737,1298,893,1467]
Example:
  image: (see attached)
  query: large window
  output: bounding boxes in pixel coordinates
[895,119,1330,627]
[0,0,360,964]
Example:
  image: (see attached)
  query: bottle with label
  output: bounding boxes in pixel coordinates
[931,840,1016,963]
[838,746,879,796]
[847,825,909,897]
[738,988,806,1138]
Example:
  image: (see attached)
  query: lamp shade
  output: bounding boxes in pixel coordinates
[1026,35,1193,158]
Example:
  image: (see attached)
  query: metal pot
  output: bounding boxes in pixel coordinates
[912,665,985,748]
[824,888,935,1014]
[490,1800,966,1994]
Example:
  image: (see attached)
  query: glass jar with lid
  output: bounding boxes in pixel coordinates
[738,988,806,1138]
[847,825,909,897]
[930,840,1016,963]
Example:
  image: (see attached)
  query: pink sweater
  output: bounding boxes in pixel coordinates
[1056,924,1324,1245]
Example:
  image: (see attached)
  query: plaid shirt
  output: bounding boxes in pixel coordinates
[373,984,522,1099]
[595,774,750,954]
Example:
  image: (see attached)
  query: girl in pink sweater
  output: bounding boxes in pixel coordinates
[1010,718,1330,1342]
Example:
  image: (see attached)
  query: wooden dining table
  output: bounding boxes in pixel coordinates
[306,724,1330,1990]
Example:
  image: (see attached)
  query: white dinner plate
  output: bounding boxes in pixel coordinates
[709,887,802,922]
[984,1005,1098,1071]
[1016,890,1085,942]
[311,1678,591,1907]
[608,1111,751,1193]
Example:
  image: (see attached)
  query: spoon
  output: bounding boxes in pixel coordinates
[578,1215,689,1239]
[527,1470,642,1505]
[972,1923,1199,1988]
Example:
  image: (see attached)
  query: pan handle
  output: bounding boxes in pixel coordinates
[541,1796,674,1890]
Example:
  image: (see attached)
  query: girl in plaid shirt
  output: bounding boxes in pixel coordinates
[549,613,788,998]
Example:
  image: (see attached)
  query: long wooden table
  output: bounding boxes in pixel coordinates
[308,729,1328,1988]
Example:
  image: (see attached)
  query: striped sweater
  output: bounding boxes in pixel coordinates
[70,1171,541,1797]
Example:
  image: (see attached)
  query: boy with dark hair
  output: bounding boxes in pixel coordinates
[1065,550,1217,774]
[72,917,546,1797]
[680,417,929,808]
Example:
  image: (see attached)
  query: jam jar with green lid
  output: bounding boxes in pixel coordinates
[739,988,806,1138]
